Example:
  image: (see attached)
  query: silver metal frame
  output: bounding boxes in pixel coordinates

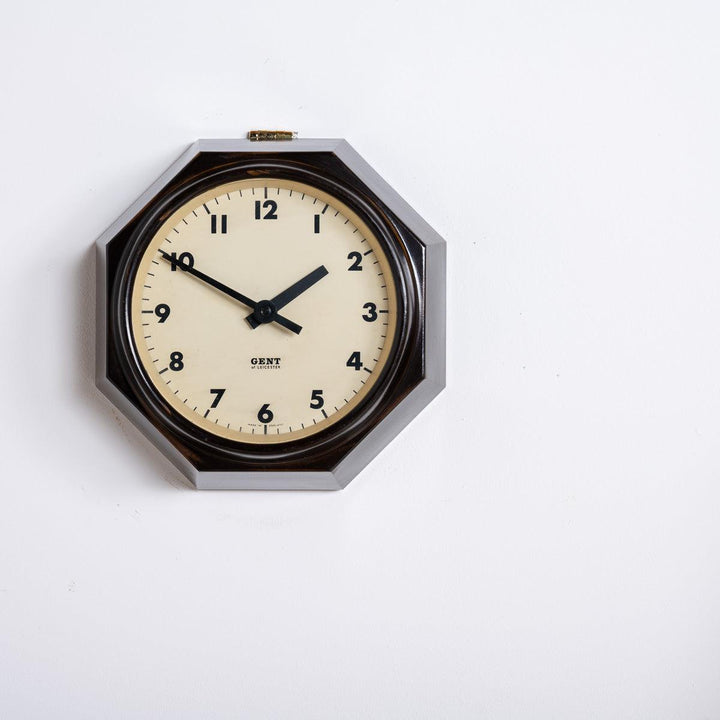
[95,138,446,490]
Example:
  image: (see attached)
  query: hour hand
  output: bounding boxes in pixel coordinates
[247,265,329,329]
[159,251,303,335]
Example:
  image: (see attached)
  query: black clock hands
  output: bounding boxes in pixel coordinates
[269,265,329,311]
[158,251,303,335]
[246,265,329,329]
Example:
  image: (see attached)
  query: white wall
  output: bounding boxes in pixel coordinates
[2,1,720,717]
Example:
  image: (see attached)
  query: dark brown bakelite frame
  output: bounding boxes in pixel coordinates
[96,139,445,489]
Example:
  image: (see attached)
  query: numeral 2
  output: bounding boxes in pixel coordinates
[347,252,362,271]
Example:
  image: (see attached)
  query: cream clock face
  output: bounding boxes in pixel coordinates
[129,178,398,444]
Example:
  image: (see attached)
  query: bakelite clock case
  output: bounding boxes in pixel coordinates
[95,138,445,489]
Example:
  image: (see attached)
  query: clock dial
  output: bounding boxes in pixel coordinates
[129,178,398,444]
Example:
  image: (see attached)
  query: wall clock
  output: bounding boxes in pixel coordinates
[95,132,445,489]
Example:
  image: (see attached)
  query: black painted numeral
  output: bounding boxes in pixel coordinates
[210,388,226,408]
[257,403,274,423]
[210,214,227,234]
[169,351,184,371]
[314,214,320,234]
[254,200,278,220]
[310,389,324,409]
[362,302,378,322]
[154,303,170,323]
[346,351,363,371]
[169,251,194,271]
[347,252,362,271]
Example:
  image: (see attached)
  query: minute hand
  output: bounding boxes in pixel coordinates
[159,251,302,335]
[247,265,329,329]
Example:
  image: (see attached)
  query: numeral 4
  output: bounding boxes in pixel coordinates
[346,351,363,371]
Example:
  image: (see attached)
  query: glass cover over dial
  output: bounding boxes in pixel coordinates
[129,178,398,444]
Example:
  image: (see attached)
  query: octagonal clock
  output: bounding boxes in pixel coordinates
[95,133,445,489]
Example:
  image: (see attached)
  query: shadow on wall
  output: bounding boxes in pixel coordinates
[74,243,191,490]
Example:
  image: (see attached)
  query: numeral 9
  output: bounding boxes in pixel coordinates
[154,304,170,323]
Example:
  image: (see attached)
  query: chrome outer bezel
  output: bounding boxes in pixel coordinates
[95,138,446,489]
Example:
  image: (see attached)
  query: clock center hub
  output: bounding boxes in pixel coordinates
[253,299,277,324]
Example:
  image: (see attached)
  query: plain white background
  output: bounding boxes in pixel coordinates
[1,1,720,717]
